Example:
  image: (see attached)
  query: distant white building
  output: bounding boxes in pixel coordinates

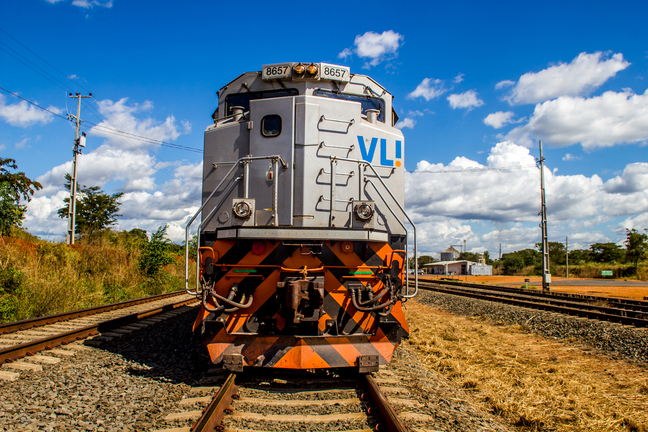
[424,260,492,276]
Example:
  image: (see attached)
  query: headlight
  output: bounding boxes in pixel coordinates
[356,203,373,221]
[306,63,318,76]
[233,201,252,219]
[293,63,305,76]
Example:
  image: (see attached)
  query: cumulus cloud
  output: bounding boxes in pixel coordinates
[0,94,62,127]
[602,163,648,194]
[71,0,113,8]
[505,89,648,149]
[454,73,465,83]
[404,141,648,253]
[562,153,580,161]
[502,52,630,105]
[407,78,446,101]
[25,98,198,242]
[447,90,484,110]
[337,30,403,68]
[395,118,416,130]
[484,111,515,129]
[495,80,515,90]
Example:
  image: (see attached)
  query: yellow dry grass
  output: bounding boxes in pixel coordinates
[404,302,648,431]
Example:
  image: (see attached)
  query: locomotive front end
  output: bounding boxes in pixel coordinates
[187,62,417,371]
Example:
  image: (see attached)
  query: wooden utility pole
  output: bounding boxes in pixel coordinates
[66,92,92,245]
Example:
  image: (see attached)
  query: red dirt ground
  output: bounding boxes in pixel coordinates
[420,275,648,300]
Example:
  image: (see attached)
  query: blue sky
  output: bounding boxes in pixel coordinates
[1,0,647,258]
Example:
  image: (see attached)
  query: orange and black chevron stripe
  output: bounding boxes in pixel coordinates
[193,238,409,369]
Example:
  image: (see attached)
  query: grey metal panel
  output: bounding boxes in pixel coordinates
[249,97,294,226]
[202,122,248,231]
[217,228,388,241]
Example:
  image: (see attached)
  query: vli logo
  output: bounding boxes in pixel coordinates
[357,136,402,167]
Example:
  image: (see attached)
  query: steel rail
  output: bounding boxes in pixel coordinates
[430,279,648,311]
[0,296,197,364]
[364,374,408,432]
[191,373,238,432]
[0,290,187,335]
[429,283,648,320]
[415,282,648,327]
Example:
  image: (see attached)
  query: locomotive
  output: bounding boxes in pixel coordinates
[185,62,418,372]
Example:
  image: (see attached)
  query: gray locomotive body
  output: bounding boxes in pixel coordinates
[189,63,417,371]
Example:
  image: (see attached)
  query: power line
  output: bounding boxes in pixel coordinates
[406,164,537,174]
[0,28,195,178]
[0,87,202,155]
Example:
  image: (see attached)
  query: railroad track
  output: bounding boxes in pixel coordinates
[155,369,430,432]
[413,279,648,327]
[0,290,198,379]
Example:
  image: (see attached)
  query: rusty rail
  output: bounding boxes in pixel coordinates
[0,296,196,363]
[191,373,238,432]
[364,374,408,432]
[0,290,187,334]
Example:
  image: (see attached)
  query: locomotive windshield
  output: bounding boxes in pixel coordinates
[313,89,385,122]
[225,89,298,115]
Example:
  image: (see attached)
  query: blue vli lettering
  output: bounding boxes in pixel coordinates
[358,136,399,166]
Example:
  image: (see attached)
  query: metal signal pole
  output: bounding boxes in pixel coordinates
[566,236,569,279]
[66,92,92,245]
[538,140,551,292]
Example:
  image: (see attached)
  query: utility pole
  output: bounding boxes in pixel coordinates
[538,140,550,292]
[565,236,569,279]
[66,92,92,245]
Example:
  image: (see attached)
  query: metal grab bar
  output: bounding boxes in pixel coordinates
[362,173,417,298]
[184,155,288,295]
[319,141,355,151]
[194,176,243,290]
[319,115,355,125]
[319,168,354,177]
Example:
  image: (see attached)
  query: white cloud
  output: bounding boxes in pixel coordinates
[407,78,446,101]
[71,0,113,8]
[454,73,465,83]
[406,141,648,224]
[602,163,648,194]
[338,31,403,68]
[562,153,580,161]
[495,80,515,90]
[447,90,484,110]
[25,98,197,242]
[408,110,425,117]
[0,94,62,127]
[484,111,515,129]
[503,52,630,105]
[505,89,648,149]
[15,137,29,149]
[395,118,416,129]
[44,0,65,3]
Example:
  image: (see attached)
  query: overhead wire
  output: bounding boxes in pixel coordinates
[0,87,202,154]
[0,28,200,178]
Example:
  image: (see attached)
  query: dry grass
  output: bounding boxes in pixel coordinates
[0,235,195,323]
[404,302,648,431]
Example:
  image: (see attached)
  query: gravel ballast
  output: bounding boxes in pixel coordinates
[411,289,648,363]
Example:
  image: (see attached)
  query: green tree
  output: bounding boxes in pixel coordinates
[589,242,624,263]
[534,242,567,265]
[138,225,174,277]
[483,251,494,265]
[625,228,648,269]
[458,251,482,262]
[57,174,123,237]
[0,158,42,236]
[568,249,591,265]
[501,254,524,274]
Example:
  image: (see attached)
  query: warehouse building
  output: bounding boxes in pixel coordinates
[424,260,492,276]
